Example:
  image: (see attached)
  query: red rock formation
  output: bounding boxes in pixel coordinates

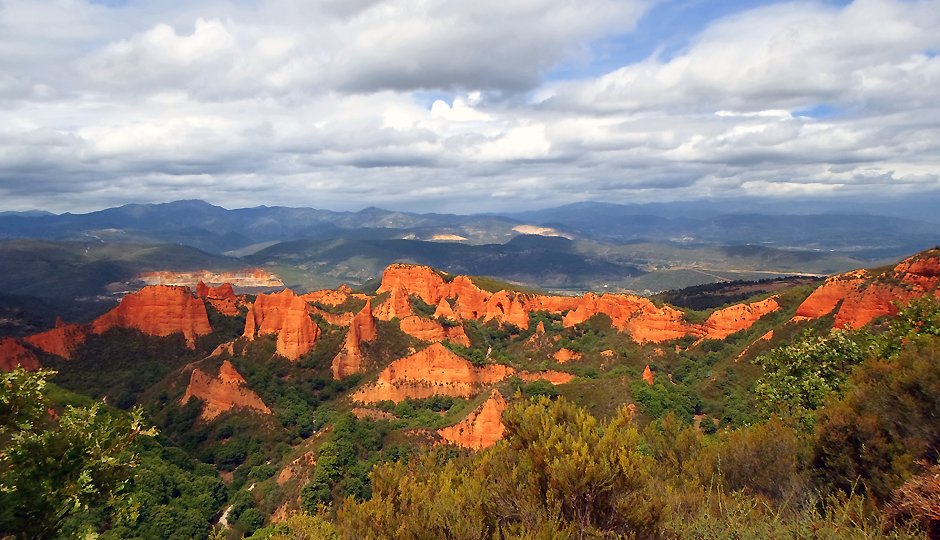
[835,283,912,330]
[517,370,575,384]
[702,297,780,340]
[181,360,271,421]
[433,298,458,320]
[331,301,378,379]
[332,322,365,379]
[0,338,41,371]
[623,303,698,343]
[642,365,654,385]
[24,318,87,359]
[196,281,241,316]
[483,290,530,329]
[559,293,698,343]
[302,284,353,307]
[210,341,235,357]
[399,316,471,347]
[530,294,581,313]
[372,284,413,321]
[794,271,867,319]
[793,250,940,330]
[93,285,212,347]
[243,289,320,360]
[448,276,491,319]
[553,348,582,363]
[352,343,515,403]
[377,264,448,305]
[308,306,354,327]
[525,320,551,348]
[437,390,507,450]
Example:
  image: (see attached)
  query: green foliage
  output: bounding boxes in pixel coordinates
[301,415,388,511]
[511,378,559,400]
[336,397,665,539]
[248,512,339,540]
[813,334,940,500]
[409,295,437,318]
[630,378,701,423]
[0,368,156,539]
[49,329,197,409]
[754,329,865,426]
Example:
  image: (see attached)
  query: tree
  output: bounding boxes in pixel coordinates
[0,368,155,539]
[754,329,864,426]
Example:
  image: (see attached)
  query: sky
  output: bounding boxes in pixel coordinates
[0,0,938,214]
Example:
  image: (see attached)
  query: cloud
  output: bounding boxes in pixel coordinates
[0,0,937,213]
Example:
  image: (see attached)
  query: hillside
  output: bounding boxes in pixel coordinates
[2,248,939,537]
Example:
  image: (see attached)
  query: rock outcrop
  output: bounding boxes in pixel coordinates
[181,360,271,421]
[302,284,354,307]
[372,284,413,321]
[331,301,378,379]
[433,298,458,321]
[792,250,940,330]
[448,276,490,319]
[24,318,87,359]
[399,316,471,346]
[0,338,41,371]
[140,269,283,288]
[642,365,654,385]
[244,289,320,360]
[196,281,241,316]
[437,390,507,450]
[794,271,867,320]
[553,348,582,363]
[483,290,531,329]
[376,264,448,305]
[92,285,212,347]
[702,297,780,340]
[517,370,575,385]
[352,343,514,403]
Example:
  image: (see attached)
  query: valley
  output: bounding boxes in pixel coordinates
[2,242,940,537]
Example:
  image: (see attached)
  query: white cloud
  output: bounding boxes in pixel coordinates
[0,0,938,213]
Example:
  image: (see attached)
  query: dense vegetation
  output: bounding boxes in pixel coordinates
[3,278,940,538]
[245,298,940,539]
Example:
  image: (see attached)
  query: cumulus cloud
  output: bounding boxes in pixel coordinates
[0,0,937,213]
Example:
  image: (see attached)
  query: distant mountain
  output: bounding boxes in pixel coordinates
[507,202,939,259]
[247,234,639,290]
[2,199,937,260]
[0,200,534,252]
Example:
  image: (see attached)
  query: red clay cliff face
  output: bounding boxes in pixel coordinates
[376,264,448,305]
[0,338,41,371]
[196,282,241,316]
[702,297,780,340]
[331,301,378,380]
[352,343,515,403]
[302,284,354,307]
[244,289,320,360]
[794,271,868,320]
[24,318,87,359]
[448,276,490,319]
[372,284,413,321]
[181,360,271,421]
[483,291,531,329]
[437,390,507,450]
[92,285,212,347]
[517,370,575,385]
[642,365,654,385]
[399,316,471,347]
[793,250,940,330]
